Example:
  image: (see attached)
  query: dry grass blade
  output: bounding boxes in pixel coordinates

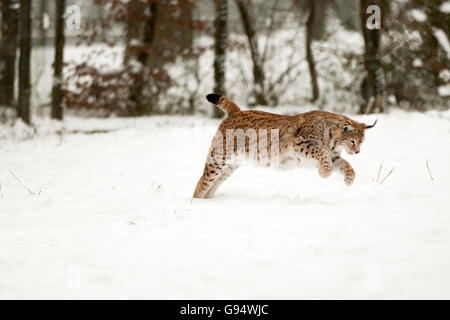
[378,167,396,186]
[9,170,36,196]
[426,160,434,181]
[376,161,384,183]
[153,184,164,195]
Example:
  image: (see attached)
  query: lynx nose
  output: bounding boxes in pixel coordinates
[355,150,360,154]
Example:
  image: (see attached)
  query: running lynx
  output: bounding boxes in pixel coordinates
[193,94,376,199]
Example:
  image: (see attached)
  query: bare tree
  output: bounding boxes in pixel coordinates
[67,0,201,115]
[127,1,159,115]
[235,0,268,106]
[0,0,19,107]
[212,0,228,118]
[305,0,319,101]
[18,0,32,124]
[51,0,66,120]
[39,0,48,46]
[360,0,384,114]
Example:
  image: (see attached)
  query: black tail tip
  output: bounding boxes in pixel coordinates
[206,93,222,104]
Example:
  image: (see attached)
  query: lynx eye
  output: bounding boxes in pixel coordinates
[350,140,356,145]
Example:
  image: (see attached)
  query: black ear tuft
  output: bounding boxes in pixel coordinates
[363,119,378,130]
[206,93,222,104]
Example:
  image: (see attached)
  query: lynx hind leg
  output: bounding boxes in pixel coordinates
[293,138,333,179]
[194,163,222,199]
[333,157,356,185]
[193,163,237,199]
[205,165,238,198]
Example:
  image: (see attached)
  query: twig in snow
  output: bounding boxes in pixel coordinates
[376,161,384,183]
[153,184,164,195]
[9,170,36,196]
[426,160,434,181]
[378,167,396,186]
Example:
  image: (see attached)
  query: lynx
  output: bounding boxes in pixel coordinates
[193,94,376,199]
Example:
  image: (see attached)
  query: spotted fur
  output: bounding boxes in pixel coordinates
[194,94,376,198]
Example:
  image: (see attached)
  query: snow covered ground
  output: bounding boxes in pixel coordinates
[1,108,450,299]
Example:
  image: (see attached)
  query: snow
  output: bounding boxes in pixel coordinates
[1,108,450,299]
[410,9,427,22]
[438,84,450,97]
[440,1,450,14]
[440,69,450,82]
[413,58,423,67]
[433,28,450,60]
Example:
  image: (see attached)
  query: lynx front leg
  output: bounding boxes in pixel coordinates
[333,157,356,185]
[293,139,333,179]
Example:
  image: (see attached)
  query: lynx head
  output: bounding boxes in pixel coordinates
[336,119,377,155]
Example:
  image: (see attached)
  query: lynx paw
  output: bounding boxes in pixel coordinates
[344,169,356,185]
[319,163,333,179]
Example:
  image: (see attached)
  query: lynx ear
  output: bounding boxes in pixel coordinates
[363,120,378,130]
[342,121,352,132]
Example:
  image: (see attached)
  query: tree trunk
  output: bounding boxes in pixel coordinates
[305,0,319,102]
[124,3,138,68]
[140,2,158,66]
[128,1,159,116]
[212,0,228,118]
[18,0,31,124]
[0,0,19,107]
[360,0,383,114]
[137,1,158,115]
[51,0,66,120]
[235,0,268,106]
[423,1,445,87]
[39,0,48,46]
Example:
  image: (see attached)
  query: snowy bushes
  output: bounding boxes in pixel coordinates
[64,0,208,116]
[59,0,449,116]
